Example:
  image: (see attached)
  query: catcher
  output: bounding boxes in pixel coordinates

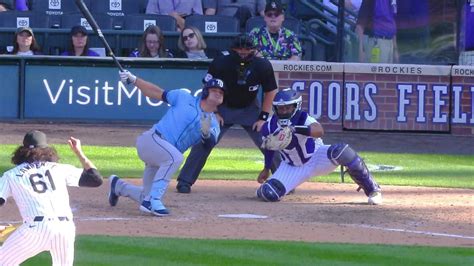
[0,130,103,265]
[257,88,383,204]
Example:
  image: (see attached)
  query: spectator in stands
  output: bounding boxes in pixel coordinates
[459,0,474,65]
[61,26,100,57]
[15,0,28,11]
[248,0,302,60]
[130,25,173,58]
[0,0,29,11]
[145,0,203,31]
[0,1,12,11]
[355,0,398,63]
[175,26,209,59]
[322,0,361,29]
[11,27,41,55]
[203,0,266,28]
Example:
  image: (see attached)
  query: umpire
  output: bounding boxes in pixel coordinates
[176,34,280,193]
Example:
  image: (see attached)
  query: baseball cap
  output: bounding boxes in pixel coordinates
[265,0,284,13]
[16,27,34,36]
[231,34,255,50]
[70,25,88,36]
[23,130,48,148]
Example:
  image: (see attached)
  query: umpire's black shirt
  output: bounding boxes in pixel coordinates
[204,51,277,108]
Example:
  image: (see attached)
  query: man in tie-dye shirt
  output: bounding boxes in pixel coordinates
[249,0,302,60]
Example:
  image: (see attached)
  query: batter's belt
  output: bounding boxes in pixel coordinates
[32,216,69,222]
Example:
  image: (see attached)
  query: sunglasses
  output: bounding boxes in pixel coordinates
[182,32,196,41]
[265,11,282,18]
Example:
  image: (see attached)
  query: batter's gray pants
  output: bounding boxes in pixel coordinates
[177,124,280,186]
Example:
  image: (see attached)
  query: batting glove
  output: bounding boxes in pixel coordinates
[200,113,212,139]
[119,70,137,85]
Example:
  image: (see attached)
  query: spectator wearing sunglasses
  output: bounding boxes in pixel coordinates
[146,0,203,31]
[248,0,302,60]
[130,25,173,58]
[175,26,209,59]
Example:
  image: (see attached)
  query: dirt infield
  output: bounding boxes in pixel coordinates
[0,122,473,247]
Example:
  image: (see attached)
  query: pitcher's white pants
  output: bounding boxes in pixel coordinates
[0,219,75,266]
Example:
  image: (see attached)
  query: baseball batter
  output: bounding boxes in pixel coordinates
[108,71,225,216]
[257,89,383,204]
[0,130,103,265]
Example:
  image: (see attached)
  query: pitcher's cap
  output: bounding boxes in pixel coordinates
[23,130,48,148]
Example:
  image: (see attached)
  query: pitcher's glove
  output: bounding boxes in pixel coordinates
[0,224,18,244]
[261,127,293,151]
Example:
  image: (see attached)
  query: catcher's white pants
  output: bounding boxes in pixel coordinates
[0,219,75,266]
[269,145,338,193]
[115,128,183,203]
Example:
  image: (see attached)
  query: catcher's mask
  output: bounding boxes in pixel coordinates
[273,88,302,126]
[202,78,225,99]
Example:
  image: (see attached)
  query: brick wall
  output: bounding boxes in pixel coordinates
[271,61,474,136]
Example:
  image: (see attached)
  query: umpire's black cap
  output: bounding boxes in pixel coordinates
[231,34,256,50]
[23,130,48,148]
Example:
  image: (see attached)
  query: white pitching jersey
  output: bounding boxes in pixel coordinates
[261,111,324,167]
[0,161,83,221]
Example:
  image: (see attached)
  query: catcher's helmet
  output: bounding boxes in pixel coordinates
[202,78,225,99]
[273,88,302,125]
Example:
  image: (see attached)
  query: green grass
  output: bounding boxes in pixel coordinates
[20,236,473,266]
[1,144,473,188]
[2,144,473,265]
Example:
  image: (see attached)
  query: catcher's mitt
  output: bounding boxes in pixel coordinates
[0,224,18,244]
[261,127,293,151]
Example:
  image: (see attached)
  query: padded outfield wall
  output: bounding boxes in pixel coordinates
[0,56,472,136]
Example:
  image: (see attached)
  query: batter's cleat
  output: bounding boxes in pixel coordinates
[176,182,191,194]
[368,191,383,205]
[140,200,170,216]
[108,175,120,207]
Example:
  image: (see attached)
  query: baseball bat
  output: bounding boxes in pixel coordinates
[74,0,124,71]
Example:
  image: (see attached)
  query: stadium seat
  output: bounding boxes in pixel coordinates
[30,0,88,14]
[0,11,52,28]
[185,15,240,33]
[90,0,141,16]
[245,16,303,34]
[30,0,91,28]
[124,14,177,31]
[60,13,114,30]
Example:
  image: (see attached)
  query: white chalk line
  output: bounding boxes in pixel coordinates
[3,217,473,240]
[345,224,474,240]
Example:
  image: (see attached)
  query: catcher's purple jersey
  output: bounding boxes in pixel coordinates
[261,111,323,166]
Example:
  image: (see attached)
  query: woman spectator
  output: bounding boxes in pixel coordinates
[11,27,42,55]
[61,25,100,56]
[175,26,208,59]
[130,25,172,58]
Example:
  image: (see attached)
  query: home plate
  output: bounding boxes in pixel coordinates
[218,214,268,219]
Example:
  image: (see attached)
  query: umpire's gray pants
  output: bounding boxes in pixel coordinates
[177,102,281,186]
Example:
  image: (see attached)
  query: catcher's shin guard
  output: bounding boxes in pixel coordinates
[327,143,380,196]
[256,179,286,202]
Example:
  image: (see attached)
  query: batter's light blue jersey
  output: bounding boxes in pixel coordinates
[154,89,220,153]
